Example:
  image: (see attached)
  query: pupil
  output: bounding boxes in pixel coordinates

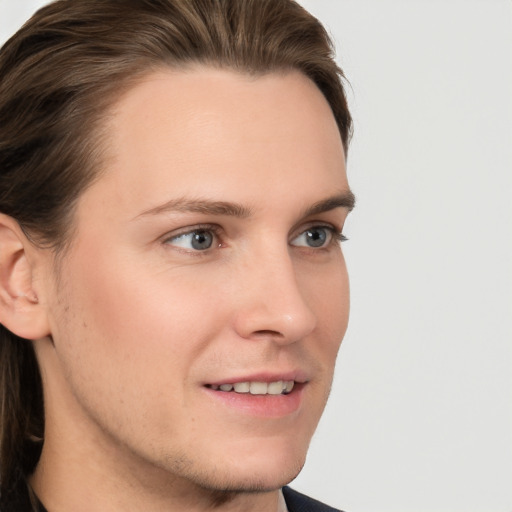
[306,228,326,247]
[192,230,213,250]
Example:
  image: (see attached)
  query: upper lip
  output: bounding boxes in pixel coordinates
[205,370,309,386]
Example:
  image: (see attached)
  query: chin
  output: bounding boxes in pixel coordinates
[184,441,308,494]
[192,463,305,495]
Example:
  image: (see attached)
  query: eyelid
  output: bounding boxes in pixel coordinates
[161,224,223,251]
[291,221,345,240]
[290,222,347,248]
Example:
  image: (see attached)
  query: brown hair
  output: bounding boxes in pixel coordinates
[0,0,352,499]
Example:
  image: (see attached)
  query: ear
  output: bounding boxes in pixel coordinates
[0,213,50,340]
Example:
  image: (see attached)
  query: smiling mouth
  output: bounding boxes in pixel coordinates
[205,380,295,395]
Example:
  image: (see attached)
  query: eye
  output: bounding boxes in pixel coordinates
[291,226,343,248]
[165,229,217,251]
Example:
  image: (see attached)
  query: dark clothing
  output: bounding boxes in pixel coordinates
[283,486,343,512]
[2,483,343,511]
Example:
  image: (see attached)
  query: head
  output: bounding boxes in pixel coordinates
[0,0,353,505]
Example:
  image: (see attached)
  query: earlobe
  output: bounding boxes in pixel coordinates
[0,214,50,340]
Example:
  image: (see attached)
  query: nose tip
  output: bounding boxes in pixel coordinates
[233,266,317,344]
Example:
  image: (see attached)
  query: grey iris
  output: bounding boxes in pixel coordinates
[306,228,327,247]
[191,230,213,250]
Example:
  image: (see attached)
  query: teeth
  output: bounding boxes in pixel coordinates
[267,381,284,395]
[250,382,267,395]
[233,382,250,393]
[210,380,295,395]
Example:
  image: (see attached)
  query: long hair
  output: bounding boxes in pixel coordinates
[0,0,352,499]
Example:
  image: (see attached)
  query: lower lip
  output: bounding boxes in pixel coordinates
[202,383,305,418]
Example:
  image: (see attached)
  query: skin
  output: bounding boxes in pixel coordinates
[26,68,353,511]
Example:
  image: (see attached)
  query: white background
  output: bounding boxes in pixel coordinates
[1,1,511,511]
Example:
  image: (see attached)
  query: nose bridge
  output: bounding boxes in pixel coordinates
[233,242,317,343]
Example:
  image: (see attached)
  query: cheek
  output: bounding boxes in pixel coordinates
[300,255,349,358]
[53,247,228,389]
[48,252,232,439]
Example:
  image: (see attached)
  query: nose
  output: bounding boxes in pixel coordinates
[232,248,317,344]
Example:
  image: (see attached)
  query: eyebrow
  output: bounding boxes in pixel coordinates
[302,190,356,217]
[135,190,355,220]
[136,197,252,219]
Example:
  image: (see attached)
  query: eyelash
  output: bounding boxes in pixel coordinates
[162,223,347,254]
[162,224,223,252]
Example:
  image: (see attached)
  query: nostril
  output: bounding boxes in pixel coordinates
[253,329,283,338]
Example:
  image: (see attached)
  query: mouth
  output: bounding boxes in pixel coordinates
[205,380,295,395]
[203,376,307,417]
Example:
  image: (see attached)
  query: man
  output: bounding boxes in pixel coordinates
[0,1,354,510]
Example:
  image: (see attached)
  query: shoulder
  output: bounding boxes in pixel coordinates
[282,486,345,512]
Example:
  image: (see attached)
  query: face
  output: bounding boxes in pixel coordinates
[37,68,352,493]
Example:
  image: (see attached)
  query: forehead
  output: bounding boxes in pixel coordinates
[81,67,347,219]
